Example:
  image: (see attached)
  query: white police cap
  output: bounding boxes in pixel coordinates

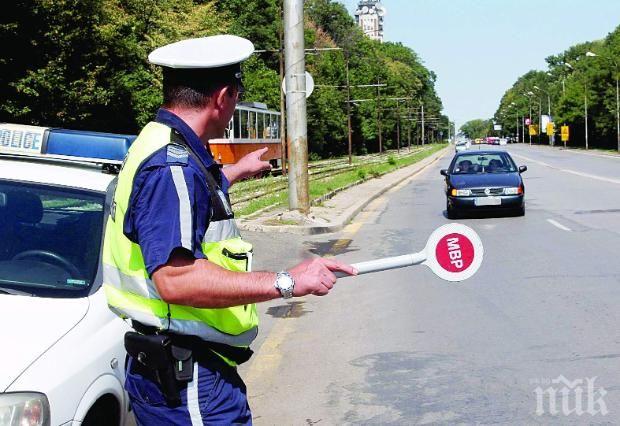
[148,35,254,69]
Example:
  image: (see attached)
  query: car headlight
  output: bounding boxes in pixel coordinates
[450,189,471,196]
[504,187,523,195]
[0,393,50,426]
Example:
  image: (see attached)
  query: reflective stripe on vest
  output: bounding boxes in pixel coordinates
[102,121,258,348]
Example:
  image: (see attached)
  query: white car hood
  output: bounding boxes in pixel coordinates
[0,295,89,391]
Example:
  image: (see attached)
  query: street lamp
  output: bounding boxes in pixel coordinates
[585,51,620,153]
[533,85,553,145]
[523,92,535,145]
[565,59,590,149]
[509,102,520,143]
[563,62,574,95]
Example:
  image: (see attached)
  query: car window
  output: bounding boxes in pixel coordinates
[0,180,105,298]
[451,153,517,174]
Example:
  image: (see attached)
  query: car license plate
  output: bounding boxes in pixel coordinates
[475,196,501,206]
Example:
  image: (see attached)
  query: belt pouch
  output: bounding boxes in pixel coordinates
[124,332,181,406]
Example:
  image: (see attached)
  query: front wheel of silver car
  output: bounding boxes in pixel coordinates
[82,394,121,426]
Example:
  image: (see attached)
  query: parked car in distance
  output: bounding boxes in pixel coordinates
[455,139,470,152]
[440,150,527,219]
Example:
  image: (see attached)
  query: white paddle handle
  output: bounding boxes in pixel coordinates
[335,251,426,278]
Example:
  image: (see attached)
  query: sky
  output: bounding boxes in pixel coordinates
[341,0,620,131]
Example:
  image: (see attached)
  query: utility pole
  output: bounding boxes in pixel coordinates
[376,78,382,153]
[284,0,309,213]
[617,75,619,153]
[278,0,286,175]
[345,58,353,164]
[584,82,589,150]
[528,98,532,146]
[538,96,542,145]
[407,105,412,150]
[396,100,401,152]
[421,103,425,146]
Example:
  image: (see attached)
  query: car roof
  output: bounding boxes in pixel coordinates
[0,156,115,192]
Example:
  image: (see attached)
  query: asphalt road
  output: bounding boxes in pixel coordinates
[241,144,620,425]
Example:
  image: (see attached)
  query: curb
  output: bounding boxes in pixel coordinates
[238,146,450,235]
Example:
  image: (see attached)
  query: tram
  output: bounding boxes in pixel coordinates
[210,102,282,166]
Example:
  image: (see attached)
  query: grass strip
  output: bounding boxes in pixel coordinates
[235,144,446,217]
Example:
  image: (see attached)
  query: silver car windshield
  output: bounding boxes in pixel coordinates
[0,180,105,298]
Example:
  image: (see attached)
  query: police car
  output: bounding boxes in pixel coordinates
[0,123,133,425]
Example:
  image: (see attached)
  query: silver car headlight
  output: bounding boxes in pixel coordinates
[0,393,50,426]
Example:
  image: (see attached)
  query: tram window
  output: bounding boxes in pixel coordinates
[249,111,257,139]
[233,110,241,139]
[273,115,280,139]
[258,112,266,139]
[240,109,249,139]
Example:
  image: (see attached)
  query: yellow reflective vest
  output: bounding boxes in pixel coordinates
[103,121,258,358]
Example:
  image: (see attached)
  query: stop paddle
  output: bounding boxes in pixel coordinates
[335,223,483,282]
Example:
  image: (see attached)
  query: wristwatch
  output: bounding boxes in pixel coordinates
[274,271,295,299]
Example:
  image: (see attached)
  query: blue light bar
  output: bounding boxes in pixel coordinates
[46,128,135,161]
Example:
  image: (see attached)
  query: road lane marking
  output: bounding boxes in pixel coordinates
[513,153,620,185]
[547,219,572,232]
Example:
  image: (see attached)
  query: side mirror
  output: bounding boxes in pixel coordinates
[518,165,527,173]
[440,169,449,176]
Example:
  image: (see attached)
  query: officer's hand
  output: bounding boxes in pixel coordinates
[288,258,357,297]
[237,147,272,178]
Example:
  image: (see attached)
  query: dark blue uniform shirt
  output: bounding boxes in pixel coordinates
[124,108,230,276]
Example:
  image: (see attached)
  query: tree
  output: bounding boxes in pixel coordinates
[460,119,491,139]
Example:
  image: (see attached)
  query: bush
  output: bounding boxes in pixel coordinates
[357,169,367,180]
[309,152,322,162]
[387,155,396,165]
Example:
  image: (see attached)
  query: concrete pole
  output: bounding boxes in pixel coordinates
[376,78,382,153]
[284,0,309,213]
[396,100,401,153]
[616,76,619,153]
[529,99,532,146]
[407,106,412,150]
[584,82,589,150]
[421,103,425,146]
[346,58,353,165]
[538,97,542,145]
[278,9,287,175]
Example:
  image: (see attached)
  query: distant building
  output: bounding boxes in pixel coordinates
[354,1,386,42]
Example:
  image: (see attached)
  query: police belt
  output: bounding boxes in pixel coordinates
[131,321,253,365]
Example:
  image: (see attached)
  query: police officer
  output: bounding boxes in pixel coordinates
[102,35,356,424]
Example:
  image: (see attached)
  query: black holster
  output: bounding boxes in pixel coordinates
[124,332,192,407]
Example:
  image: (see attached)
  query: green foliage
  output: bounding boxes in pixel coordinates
[387,155,396,165]
[460,119,491,139]
[0,0,227,132]
[494,25,620,149]
[0,0,449,155]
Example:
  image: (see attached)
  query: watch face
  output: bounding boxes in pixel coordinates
[278,274,294,290]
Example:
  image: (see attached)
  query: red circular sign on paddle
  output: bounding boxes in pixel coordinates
[435,233,475,273]
[423,223,483,282]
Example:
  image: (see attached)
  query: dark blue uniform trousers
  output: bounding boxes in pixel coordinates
[125,355,252,425]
